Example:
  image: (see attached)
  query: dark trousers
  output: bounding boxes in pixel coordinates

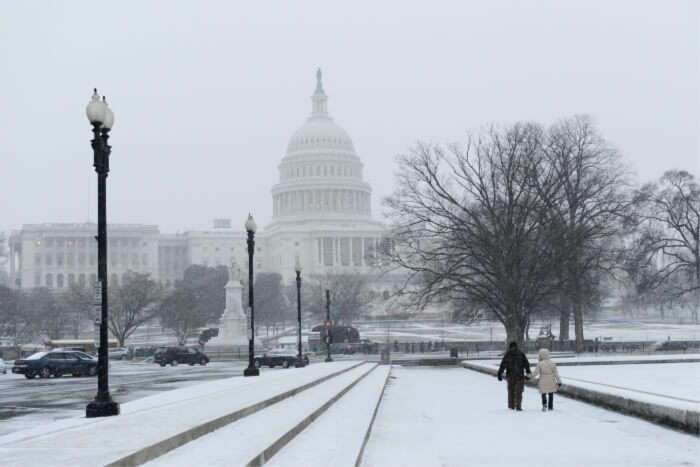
[541,393,554,409]
[507,377,524,409]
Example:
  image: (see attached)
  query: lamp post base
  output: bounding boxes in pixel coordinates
[244,366,260,377]
[325,356,333,362]
[295,358,307,368]
[86,399,120,418]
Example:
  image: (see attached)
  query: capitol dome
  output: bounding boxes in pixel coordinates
[271,69,372,221]
[263,69,385,278]
[286,119,356,155]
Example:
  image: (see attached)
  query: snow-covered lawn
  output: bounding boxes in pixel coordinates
[358,319,700,343]
[471,358,700,411]
[361,367,699,467]
[559,363,700,409]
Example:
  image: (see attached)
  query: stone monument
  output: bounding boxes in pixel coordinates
[207,259,249,348]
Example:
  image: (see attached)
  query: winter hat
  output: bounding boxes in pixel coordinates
[509,341,518,350]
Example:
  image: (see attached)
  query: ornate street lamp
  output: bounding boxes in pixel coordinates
[325,283,333,362]
[85,89,119,418]
[294,256,306,368]
[244,214,259,377]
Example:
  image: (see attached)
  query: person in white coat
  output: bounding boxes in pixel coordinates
[530,348,562,411]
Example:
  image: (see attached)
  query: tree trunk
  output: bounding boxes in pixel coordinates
[559,294,570,342]
[504,316,524,349]
[573,301,584,353]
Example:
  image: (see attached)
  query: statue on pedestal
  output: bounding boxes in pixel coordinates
[207,258,249,347]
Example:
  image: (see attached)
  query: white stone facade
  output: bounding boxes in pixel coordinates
[6,70,386,289]
[262,69,384,278]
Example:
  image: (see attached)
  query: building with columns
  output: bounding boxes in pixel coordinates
[5,70,387,290]
[262,69,385,277]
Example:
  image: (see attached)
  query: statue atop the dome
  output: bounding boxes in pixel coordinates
[315,68,324,93]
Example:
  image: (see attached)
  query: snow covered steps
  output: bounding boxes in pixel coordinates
[145,362,391,467]
[0,361,367,467]
[267,365,391,467]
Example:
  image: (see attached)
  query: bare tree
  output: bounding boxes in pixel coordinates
[108,272,162,346]
[0,285,38,346]
[542,116,630,351]
[159,288,199,345]
[59,284,93,339]
[385,123,564,346]
[634,170,700,321]
[303,274,370,326]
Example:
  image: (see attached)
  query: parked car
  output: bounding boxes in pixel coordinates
[254,348,309,369]
[108,347,129,360]
[0,358,6,374]
[128,346,156,359]
[12,351,98,379]
[653,341,688,352]
[153,347,209,366]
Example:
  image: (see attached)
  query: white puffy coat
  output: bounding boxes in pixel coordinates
[531,349,561,393]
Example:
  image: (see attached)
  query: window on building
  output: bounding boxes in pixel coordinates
[35,253,41,266]
[67,254,74,266]
[45,274,53,287]
[34,273,41,287]
[79,274,86,287]
[68,273,75,285]
[57,274,64,288]
[89,273,97,285]
[56,253,64,266]
[45,253,53,266]
[78,253,86,265]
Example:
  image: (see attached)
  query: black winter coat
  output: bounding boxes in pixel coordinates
[497,349,531,380]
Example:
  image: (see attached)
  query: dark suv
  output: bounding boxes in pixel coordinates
[12,351,97,379]
[154,347,209,366]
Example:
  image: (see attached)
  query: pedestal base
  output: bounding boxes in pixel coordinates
[325,356,334,362]
[243,366,260,377]
[86,399,120,418]
[295,358,307,368]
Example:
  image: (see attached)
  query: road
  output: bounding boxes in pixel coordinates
[0,360,248,437]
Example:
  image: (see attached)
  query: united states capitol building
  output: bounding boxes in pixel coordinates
[6,70,388,290]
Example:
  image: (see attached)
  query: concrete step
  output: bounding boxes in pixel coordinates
[267,365,391,467]
[145,363,379,467]
[0,361,366,467]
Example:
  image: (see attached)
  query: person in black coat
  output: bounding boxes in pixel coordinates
[497,341,531,411]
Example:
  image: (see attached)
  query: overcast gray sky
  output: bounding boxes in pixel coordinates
[1,0,698,234]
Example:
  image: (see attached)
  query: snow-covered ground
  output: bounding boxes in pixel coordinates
[0,361,365,466]
[471,358,700,411]
[358,319,700,343]
[559,363,700,409]
[361,367,699,467]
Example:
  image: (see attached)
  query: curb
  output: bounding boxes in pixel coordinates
[354,365,392,467]
[246,363,379,466]
[462,358,700,366]
[462,362,699,436]
[107,362,366,467]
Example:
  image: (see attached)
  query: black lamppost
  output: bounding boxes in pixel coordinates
[244,214,259,377]
[85,89,119,418]
[325,284,333,362]
[294,257,306,367]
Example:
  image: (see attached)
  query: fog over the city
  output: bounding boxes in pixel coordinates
[0,1,697,233]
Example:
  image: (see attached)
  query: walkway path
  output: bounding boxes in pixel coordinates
[361,367,698,467]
